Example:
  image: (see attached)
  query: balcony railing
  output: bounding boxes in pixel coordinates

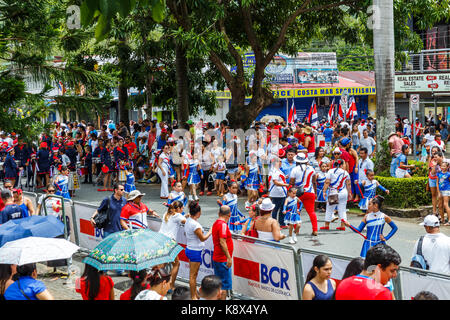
[401,48,450,73]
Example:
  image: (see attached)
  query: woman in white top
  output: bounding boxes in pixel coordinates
[254,198,286,242]
[135,266,171,300]
[184,201,212,299]
[159,200,187,291]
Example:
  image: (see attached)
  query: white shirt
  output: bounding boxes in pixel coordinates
[135,290,167,300]
[184,218,205,251]
[159,212,185,240]
[269,168,287,198]
[424,134,435,147]
[358,124,367,137]
[358,157,374,182]
[412,233,450,275]
[37,195,61,217]
[430,140,446,152]
[326,168,350,193]
[360,136,377,155]
[290,165,316,193]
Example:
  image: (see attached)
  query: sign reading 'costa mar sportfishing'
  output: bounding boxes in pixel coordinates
[211,86,376,99]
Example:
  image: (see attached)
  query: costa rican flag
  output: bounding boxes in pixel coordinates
[337,102,344,122]
[328,98,335,125]
[346,96,358,121]
[288,100,297,124]
[310,99,319,128]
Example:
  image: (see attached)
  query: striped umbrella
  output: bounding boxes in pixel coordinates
[83,229,183,271]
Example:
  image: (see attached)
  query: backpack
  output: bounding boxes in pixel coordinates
[410,236,429,270]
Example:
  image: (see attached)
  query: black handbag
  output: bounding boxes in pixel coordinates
[93,197,111,229]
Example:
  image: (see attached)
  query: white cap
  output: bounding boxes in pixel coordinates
[420,215,440,227]
[259,198,275,211]
[294,153,308,164]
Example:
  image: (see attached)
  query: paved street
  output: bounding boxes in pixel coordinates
[30,180,449,300]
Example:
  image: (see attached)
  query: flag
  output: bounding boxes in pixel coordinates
[328,98,335,125]
[309,99,319,128]
[288,100,297,124]
[337,101,344,122]
[57,81,66,95]
[346,96,358,121]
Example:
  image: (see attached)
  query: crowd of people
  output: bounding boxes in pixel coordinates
[0,112,449,301]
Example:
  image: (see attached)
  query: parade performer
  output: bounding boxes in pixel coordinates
[186,153,203,201]
[157,144,172,199]
[213,156,226,197]
[124,165,136,194]
[245,152,260,209]
[4,146,18,187]
[36,142,50,188]
[53,165,71,200]
[114,139,129,183]
[283,187,301,244]
[217,180,245,233]
[343,196,398,258]
[167,181,188,214]
[289,153,318,236]
[358,169,390,213]
[432,158,450,225]
[320,159,352,231]
[315,161,328,212]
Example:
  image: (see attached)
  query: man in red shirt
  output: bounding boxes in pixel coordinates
[211,205,233,300]
[335,244,401,300]
[124,136,137,160]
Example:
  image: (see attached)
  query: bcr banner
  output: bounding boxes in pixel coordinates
[175,226,215,284]
[232,240,299,300]
[399,269,450,300]
[73,202,105,250]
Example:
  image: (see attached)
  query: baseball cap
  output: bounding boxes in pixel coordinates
[420,215,440,227]
[340,137,351,146]
[186,120,193,125]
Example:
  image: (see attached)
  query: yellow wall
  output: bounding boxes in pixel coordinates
[368,95,376,117]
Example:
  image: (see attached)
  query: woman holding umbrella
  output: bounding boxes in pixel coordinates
[76,263,115,300]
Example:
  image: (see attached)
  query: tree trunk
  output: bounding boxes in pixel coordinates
[118,82,129,125]
[175,43,189,125]
[145,72,153,120]
[373,0,395,143]
[373,0,395,174]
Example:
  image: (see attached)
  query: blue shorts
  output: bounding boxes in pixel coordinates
[185,248,202,263]
[216,172,225,180]
[212,261,232,290]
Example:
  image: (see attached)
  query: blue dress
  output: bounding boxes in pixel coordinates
[350,211,398,258]
[283,196,301,225]
[316,171,327,203]
[222,193,245,233]
[54,175,71,200]
[358,179,387,211]
[168,191,188,215]
[245,163,259,190]
[124,172,136,193]
[187,160,201,185]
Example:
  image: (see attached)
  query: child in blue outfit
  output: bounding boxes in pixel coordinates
[124,165,136,194]
[436,161,450,225]
[358,169,389,213]
[283,187,301,244]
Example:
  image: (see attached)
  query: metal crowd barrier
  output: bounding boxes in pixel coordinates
[60,200,450,300]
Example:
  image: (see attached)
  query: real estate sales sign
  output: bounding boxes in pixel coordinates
[395,73,450,92]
